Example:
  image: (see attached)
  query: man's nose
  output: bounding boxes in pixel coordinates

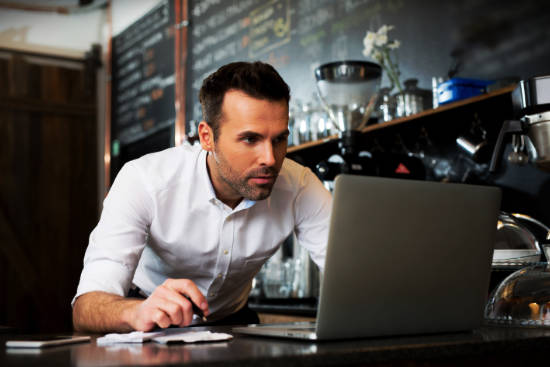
[259,142,276,166]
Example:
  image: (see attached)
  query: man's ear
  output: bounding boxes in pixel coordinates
[198,121,214,151]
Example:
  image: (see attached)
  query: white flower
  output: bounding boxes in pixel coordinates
[363,25,398,56]
[362,44,373,57]
[372,50,383,63]
[374,33,388,46]
[361,24,403,93]
[362,47,371,58]
[388,40,400,49]
[377,24,394,35]
[363,31,376,48]
[362,31,376,57]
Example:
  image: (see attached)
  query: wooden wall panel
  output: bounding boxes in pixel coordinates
[0,50,99,333]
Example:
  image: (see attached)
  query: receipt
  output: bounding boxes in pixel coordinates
[153,331,233,344]
[97,330,233,346]
[97,331,163,346]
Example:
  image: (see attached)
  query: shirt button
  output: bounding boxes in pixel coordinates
[223,250,229,255]
[209,292,216,297]
[217,273,223,278]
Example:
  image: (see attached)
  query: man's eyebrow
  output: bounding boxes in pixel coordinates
[236,131,263,139]
[272,129,290,139]
[236,129,290,139]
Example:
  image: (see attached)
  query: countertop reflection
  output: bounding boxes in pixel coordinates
[3,325,550,366]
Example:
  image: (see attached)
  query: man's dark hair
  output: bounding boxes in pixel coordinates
[199,61,290,139]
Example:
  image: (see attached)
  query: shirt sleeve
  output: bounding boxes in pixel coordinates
[293,168,332,273]
[72,161,154,305]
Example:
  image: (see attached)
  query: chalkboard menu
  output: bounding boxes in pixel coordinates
[109,0,550,167]
[185,0,550,134]
[110,0,176,180]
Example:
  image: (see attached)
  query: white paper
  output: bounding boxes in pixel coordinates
[96,331,163,346]
[96,330,233,346]
[152,331,233,344]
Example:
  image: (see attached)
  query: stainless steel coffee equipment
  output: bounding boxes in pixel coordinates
[315,60,382,133]
[394,78,432,118]
[490,75,550,172]
[314,61,381,179]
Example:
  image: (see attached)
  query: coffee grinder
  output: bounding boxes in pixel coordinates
[314,61,382,183]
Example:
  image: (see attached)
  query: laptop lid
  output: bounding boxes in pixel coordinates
[315,175,501,339]
[233,175,501,340]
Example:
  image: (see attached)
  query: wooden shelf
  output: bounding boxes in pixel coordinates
[287,84,516,154]
[286,134,339,153]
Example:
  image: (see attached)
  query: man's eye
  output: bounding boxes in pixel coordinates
[274,135,288,144]
[242,136,258,144]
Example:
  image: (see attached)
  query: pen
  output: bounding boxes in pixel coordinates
[184,295,208,322]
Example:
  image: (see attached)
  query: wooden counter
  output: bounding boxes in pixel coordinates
[2,325,550,366]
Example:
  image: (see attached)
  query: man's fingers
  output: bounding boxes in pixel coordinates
[159,298,185,326]
[155,284,199,326]
[136,291,183,329]
[163,279,209,316]
[137,278,210,330]
[151,309,171,329]
[179,300,193,326]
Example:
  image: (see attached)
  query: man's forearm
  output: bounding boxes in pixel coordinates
[72,291,141,333]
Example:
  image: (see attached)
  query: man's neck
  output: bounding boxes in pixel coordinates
[205,153,243,209]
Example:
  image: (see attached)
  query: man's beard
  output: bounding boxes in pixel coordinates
[212,148,278,201]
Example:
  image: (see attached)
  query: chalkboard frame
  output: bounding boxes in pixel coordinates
[108,0,188,184]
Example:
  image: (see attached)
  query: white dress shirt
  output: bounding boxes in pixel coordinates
[74,143,332,321]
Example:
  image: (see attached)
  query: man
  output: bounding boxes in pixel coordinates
[72,61,332,332]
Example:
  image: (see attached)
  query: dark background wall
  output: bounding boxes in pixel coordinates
[185,0,550,127]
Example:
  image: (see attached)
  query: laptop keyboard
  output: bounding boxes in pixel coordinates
[289,326,316,332]
[268,322,316,332]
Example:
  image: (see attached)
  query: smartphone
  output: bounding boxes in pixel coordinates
[5,335,91,348]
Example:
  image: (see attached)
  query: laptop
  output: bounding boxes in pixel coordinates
[233,174,501,340]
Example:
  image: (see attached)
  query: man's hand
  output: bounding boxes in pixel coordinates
[72,279,209,333]
[128,279,209,331]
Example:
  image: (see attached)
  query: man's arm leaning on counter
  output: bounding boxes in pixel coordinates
[72,159,209,333]
[73,291,141,333]
[73,279,210,333]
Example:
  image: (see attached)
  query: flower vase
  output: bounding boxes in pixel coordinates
[377,87,396,122]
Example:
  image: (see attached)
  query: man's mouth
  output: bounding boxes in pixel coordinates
[249,176,276,185]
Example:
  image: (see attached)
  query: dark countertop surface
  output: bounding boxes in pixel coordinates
[3,325,550,366]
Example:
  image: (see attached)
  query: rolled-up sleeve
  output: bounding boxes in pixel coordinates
[293,168,332,273]
[72,161,154,305]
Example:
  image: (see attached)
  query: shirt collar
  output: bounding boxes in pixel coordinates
[198,149,257,212]
[198,149,217,202]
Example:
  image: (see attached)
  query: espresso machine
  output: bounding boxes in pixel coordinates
[484,76,550,328]
[490,75,550,172]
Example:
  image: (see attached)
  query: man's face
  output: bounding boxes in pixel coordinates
[201,90,289,207]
